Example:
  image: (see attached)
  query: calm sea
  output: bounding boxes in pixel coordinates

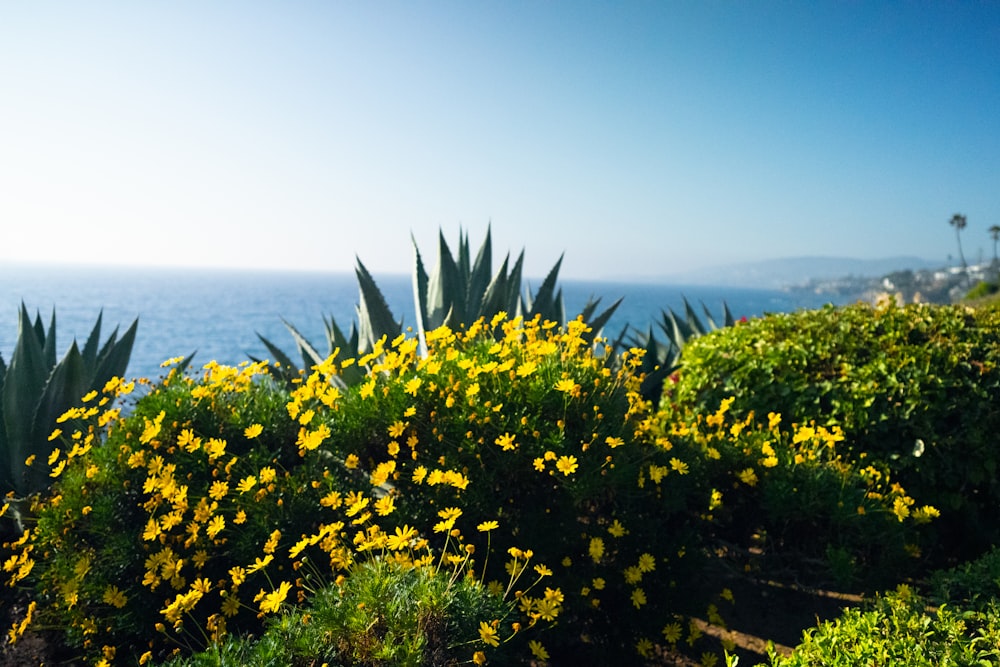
[0,264,847,381]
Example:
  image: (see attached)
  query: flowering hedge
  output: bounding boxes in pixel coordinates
[2,314,938,665]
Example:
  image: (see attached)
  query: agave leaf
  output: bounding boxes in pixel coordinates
[507,251,525,314]
[412,235,432,355]
[553,288,566,327]
[41,309,57,372]
[721,302,736,327]
[355,259,402,354]
[456,228,471,311]
[325,315,360,358]
[0,303,49,493]
[467,226,493,319]
[81,310,103,369]
[682,298,709,336]
[2,306,55,495]
[661,307,695,349]
[280,319,325,371]
[26,341,89,495]
[580,296,624,341]
[525,254,564,321]
[254,332,302,383]
[93,318,138,390]
[700,302,719,330]
[425,231,461,330]
[479,253,512,320]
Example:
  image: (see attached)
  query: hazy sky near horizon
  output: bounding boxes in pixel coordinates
[2,2,998,280]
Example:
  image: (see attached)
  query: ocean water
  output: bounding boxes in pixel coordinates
[0,264,847,381]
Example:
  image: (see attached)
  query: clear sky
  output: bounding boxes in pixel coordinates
[2,2,998,280]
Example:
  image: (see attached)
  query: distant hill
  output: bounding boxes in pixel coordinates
[657,256,944,289]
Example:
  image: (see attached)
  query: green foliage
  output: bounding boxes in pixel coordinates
[155,559,515,667]
[667,301,1000,562]
[927,545,1000,609]
[0,303,137,509]
[965,279,999,301]
[770,585,1000,666]
[663,399,936,589]
[772,548,1000,665]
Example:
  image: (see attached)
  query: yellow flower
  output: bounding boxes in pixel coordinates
[244,423,263,439]
[236,476,257,493]
[102,585,127,608]
[246,555,273,574]
[478,620,500,647]
[386,525,417,550]
[738,468,758,486]
[528,639,549,660]
[669,457,689,475]
[515,360,537,377]
[257,581,292,614]
[605,436,624,449]
[209,480,229,500]
[631,587,647,609]
[608,520,626,537]
[662,622,682,643]
[404,377,422,396]
[555,378,578,394]
[555,455,578,476]
[345,454,360,469]
[374,495,395,516]
[388,420,406,438]
[206,515,226,538]
[637,553,656,573]
[477,520,499,532]
[229,566,247,586]
[588,537,605,563]
[494,433,517,451]
[473,651,487,665]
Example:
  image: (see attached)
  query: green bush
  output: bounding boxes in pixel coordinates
[154,558,515,667]
[772,548,1000,666]
[965,280,999,301]
[667,302,1000,562]
[662,399,936,589]
[769,585,1000,666]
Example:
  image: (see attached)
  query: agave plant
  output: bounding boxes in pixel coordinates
[626,297,735,403]
[1,303,137,524]
[258,227,622,382]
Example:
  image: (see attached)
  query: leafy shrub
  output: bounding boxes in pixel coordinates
[662,398,937,589]
[927,545,1000,609]
[769,584,1000,666]
[965,280,999,301]
[154,558,515,667]
[773,546,1000,667]
[667,302,1000,562]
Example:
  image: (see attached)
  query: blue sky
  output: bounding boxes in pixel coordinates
[2,2,998,280]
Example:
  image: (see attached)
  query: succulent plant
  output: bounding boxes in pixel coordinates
[258,226,621,383]
[1,303,137,526]
[626,297,734,402]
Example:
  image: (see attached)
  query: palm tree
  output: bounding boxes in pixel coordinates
[989,225,1000,266]
[950,213,968,269]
